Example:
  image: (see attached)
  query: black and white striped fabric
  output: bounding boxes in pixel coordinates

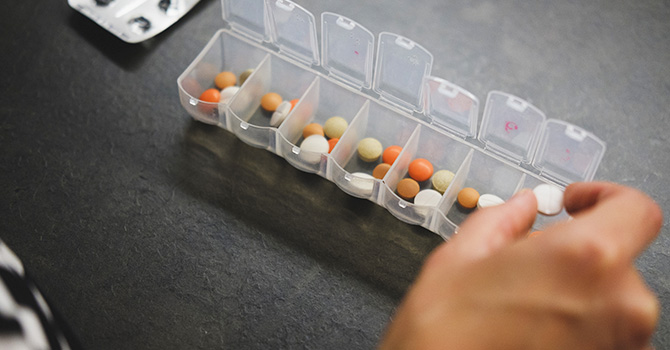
[0,241,75,350]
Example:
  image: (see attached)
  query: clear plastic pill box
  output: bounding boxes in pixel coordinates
[177,0,606,240]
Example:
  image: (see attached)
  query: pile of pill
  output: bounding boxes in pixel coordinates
[299,116,349,163]
[198,69,255,108]
[456,187,506,210]
[356,141,400,180]
[454,183,564,217]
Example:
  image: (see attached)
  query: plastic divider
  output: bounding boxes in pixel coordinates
[432,149,474,238]
[328,101,378,199]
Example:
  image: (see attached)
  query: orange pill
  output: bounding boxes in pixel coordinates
[214,71,237,90]
[408,158,434,182]
[303,123,324,139]
[382,145,402,165]
[529,231,543,238]
[261,92,283,112]
[328,138,338,153]
[199,88,220,103]
[457,187,480,209]
[397,178,420,200]
[373,163,391,179]
[290,99,299,111]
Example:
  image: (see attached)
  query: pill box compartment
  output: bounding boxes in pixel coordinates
[380,125,472,227]
[438,149,525,228]
[277,76,368,173]
[328,101,419,200]
[178,30,269,125]
[178,0,607,238]
[227,54,316,150]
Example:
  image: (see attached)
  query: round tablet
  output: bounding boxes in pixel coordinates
[533,184,564,216]
[300,135,329,164]
[372,163,391,179]
[214,71,236,90]
[415,189,442,207]
[238,69,254,86]
[327,138,339,153]
[382,145,402,165]
[477,193,505,209]
[270,100,292,127]
[408,158,434,182]
[432,170,455,194]
[199,88,220,103]
[303,123,324,139]
[457,187,480,209]
[357,138,382,162]
[219,86,240,104]
[397,178,420,200]
[261,92,282,112]
[323,116,348,139]
[350,172,375,194]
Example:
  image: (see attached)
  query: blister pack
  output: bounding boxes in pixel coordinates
[69,0,201,43]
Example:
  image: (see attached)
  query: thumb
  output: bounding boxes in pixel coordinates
[446,189,538,263]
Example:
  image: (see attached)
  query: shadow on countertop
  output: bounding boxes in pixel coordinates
[172,120,441,300]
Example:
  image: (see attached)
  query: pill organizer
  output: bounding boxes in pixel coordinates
[177,0,606,240]
[69,0,201,43]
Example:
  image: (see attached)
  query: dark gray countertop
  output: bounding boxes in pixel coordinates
[1,0,669,348]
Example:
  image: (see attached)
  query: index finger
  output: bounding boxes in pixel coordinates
[550,182,663,263]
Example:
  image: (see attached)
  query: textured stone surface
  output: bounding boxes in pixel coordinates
[1,0,669,348]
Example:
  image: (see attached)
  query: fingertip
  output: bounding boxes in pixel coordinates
[452,188,539,260]
[509,188,538,210]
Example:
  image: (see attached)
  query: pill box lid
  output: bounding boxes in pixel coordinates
[373,33,433,113]
[532,119,606,185]
[478,91,546,164]
[222,0,270,42]
[265,0,320,66]
[321,13,375,90]
[424,77,479,138]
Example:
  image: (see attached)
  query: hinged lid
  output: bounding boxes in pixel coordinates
[478,91,546,163]
[373,32,433,112]
[265,0,320,66]
[321,13,374,90]
[532,119,606,185]
[424,77,479,138]
[222,0,269,42]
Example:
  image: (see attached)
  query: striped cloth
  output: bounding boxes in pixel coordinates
[0,240,76,350]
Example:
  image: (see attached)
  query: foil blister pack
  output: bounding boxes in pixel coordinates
[68,0,201,43]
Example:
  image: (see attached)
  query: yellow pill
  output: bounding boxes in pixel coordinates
[357,137,382,162]
[324,116,348,139]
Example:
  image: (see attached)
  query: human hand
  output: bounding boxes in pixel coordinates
[379,182,662,350]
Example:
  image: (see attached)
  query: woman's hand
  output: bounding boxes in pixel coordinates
[380,182,662,350]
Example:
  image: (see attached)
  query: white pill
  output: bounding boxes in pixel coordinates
[299,135,329,164]
[219,86,239,104]
[533,184,564,216]
[414,189,442,207]
[350,172,375,194]
[477,194,505,209]
[270,100,292,127]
